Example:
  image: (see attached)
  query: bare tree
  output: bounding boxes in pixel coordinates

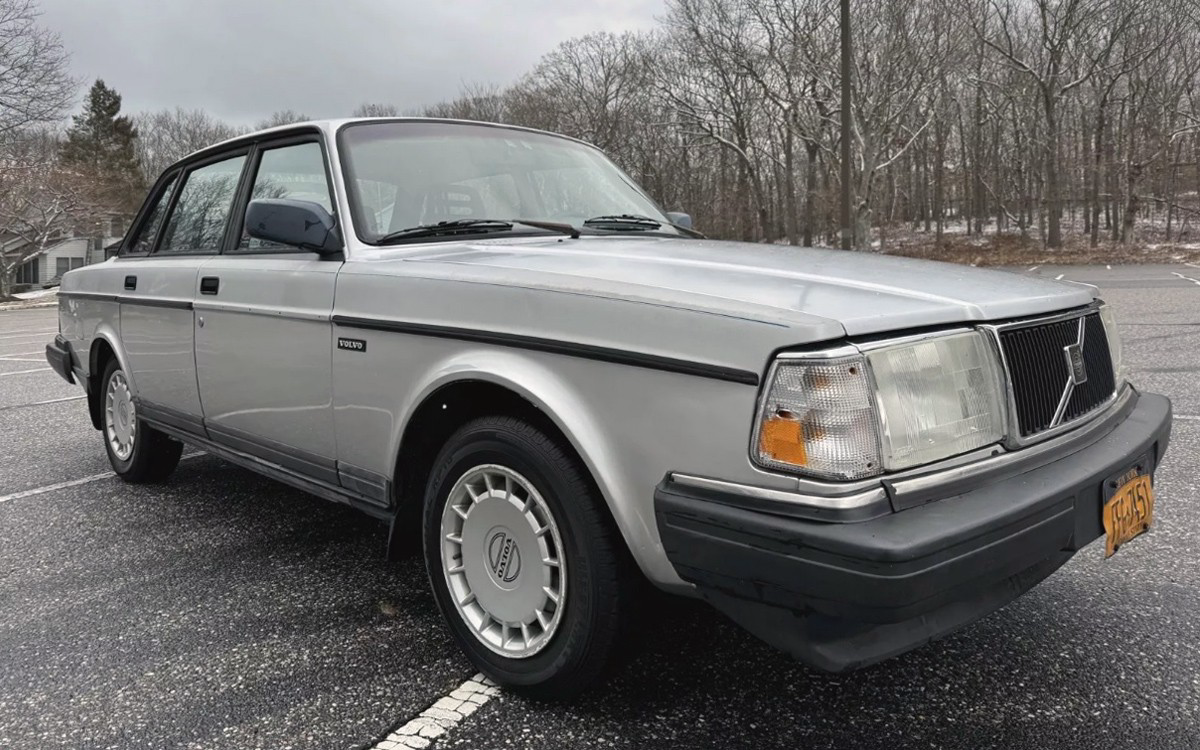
[255,110,311,130]
[0,0,75,139]
[975,0,1135,248]
[0,130,91,297]
[409,0,1200,253]
[425,82,509,122]
[353,102,400,117]
[134,107,242,181]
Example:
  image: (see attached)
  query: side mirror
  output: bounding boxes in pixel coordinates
[245,198,342,255]
[666,211,693,230]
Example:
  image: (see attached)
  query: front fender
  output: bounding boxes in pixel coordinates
[390,348,681,588]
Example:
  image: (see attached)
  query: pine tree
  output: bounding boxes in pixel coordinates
[60,79,144,210]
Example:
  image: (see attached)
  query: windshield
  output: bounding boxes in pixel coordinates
[337,121,674,243]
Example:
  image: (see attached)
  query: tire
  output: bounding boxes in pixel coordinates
[423,416,634,699]
[99,359,183,483]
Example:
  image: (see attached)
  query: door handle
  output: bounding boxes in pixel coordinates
[124,275,136,290]
[200,277,220,295]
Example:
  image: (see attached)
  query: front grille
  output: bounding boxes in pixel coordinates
[997,312,1116,438]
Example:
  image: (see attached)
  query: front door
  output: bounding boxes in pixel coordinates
[193,139,342,485]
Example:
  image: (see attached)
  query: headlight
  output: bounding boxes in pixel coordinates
[753,332,1006,480]
[1099,304,1123,385]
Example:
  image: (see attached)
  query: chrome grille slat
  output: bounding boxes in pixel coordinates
[996,311,1115,439]
[1063,314,1116,424]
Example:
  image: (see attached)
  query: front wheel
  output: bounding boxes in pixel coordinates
[100,359,182,483]
[423,416,634,699]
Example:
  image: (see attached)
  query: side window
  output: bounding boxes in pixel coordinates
[158,154,247,255]
[126,173,177,254]
[240,142,333,251]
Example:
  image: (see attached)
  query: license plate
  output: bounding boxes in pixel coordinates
[1102,462,1155,558]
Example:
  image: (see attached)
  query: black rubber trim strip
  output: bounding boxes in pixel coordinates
[44,335,75,385]
[58,291,119,302]
[331,315,760,386]
[117,296,193,310]
[337,461,390,507]
[59,291,193,310]
[136,399,206,437]
[206,422,339,487]
[141,419,393,522]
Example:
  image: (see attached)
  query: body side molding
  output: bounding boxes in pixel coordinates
[331,315,760,386]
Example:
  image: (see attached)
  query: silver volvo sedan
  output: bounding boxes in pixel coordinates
[45,118,1172,698]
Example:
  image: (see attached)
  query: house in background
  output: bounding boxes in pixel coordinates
[6,214,127,289]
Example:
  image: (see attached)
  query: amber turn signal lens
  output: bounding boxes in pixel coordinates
[758,416,808,467]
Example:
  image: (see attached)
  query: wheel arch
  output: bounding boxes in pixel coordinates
[86,329,134,431]
[388,354,647,578]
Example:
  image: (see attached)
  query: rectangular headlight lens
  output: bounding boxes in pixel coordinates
[867,332,1005,471]
[755,356,883,480]
[754,331,1007,480]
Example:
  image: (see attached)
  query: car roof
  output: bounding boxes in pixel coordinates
[176,117,596,171]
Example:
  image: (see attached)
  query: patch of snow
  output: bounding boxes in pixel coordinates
[13,289,57,300]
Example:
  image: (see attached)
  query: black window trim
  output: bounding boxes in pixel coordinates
[224,132,339,257]
[149,146,254,258]
[117,168,181,258]
[119,125,330,260]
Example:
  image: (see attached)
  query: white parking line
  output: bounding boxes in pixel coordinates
[1171,272,1200,286]
[0,395,86,411]
[0,357,46,363]
[1178,414,1200,422]
[0,330,55,341]
[0,472,118,504]
[1055,273,1065,280]
[0,367,50,377]
[1028,265,1040,271]
[0,351,42,357]
[0,453,204,504]
[369,674,500,749]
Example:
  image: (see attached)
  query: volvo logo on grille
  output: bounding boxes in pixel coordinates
[487,530,521,585]
[1064,342,1088,385]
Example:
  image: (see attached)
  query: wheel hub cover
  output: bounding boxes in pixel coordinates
[462,501,544,622]
[485,527,522,588]
[439,464,567,658]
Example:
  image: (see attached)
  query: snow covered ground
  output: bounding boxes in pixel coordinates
[12,289,58,300]
[0,289,57,310]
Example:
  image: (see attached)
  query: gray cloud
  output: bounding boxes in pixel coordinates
[39,0,663,124]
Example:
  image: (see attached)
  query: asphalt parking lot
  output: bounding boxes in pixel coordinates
[1,263,1198,750]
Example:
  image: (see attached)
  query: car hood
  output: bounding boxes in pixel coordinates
[374,235,1096,338]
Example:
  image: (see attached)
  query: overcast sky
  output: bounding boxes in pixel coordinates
[38,0,664,125]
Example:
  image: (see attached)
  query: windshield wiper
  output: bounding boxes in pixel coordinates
[376,219,513,243]
[376,218,579,244]
[583,214,663,231]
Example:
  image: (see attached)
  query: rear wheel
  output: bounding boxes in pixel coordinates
[423,416,634,699]
[100,359,182,483]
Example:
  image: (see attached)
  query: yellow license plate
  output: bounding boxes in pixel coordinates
[1102,471,1155,558]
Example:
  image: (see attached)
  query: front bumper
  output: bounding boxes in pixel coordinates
[45,334,75,385]
[655,390,1173,672]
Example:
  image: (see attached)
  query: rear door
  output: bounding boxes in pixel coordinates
[119,151,249,433]
[192,136,343,486]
